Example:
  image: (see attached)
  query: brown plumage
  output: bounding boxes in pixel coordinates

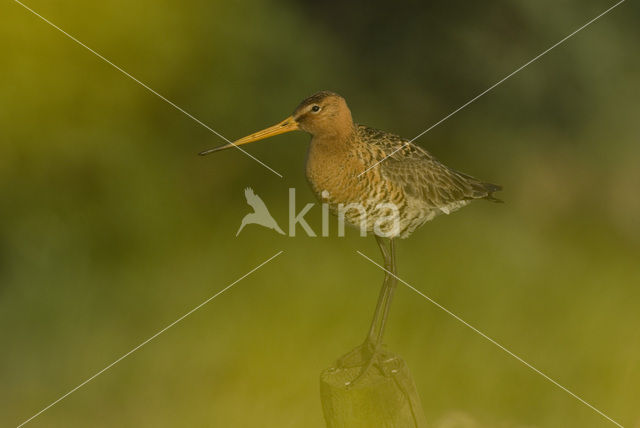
[297,91,502,238]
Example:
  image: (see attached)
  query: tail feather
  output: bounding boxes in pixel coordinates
[481,182,503,203]
[453,169,503,203]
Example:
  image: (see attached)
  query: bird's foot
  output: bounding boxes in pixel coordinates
[335,337,376,369]
[334,337,399,388]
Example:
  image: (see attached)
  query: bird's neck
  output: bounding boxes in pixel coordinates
[306,124,361,198]
[309,123,356,153]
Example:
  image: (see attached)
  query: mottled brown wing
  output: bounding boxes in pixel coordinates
[357,125,500,208]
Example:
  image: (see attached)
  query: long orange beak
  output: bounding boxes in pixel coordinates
[199,116,299,155]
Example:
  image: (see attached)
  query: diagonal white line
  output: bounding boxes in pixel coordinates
[13,0,283,179]
[16,250,284,428]
[358,0,626,178]
[357,250,624,428]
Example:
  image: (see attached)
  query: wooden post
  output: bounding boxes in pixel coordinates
[320,343,427,427]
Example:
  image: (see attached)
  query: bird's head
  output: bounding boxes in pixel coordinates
[292,91,353,136]
[199,91,353,155]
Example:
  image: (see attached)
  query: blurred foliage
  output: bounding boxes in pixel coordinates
[1,0,639,427]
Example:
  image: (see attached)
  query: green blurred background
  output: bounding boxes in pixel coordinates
[1,0,639,426]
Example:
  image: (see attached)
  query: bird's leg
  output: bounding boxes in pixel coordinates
[364,236,392,348]
[341,236,393,386]
[376,238,397,346]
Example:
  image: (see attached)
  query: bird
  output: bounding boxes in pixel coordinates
[236,187,285,236]
[200,91,501,379]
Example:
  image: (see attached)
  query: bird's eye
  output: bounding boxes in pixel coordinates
[311,105,320,112]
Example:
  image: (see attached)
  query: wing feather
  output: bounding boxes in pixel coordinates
[357,125,501,209]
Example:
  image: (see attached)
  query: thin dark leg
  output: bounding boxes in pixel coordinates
[376,238,397,345]
[345,236,392,385]
[366,236,392,344]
